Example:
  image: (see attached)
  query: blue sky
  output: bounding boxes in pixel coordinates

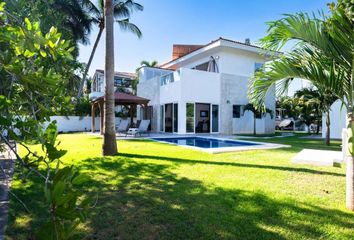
[78,0,331,77]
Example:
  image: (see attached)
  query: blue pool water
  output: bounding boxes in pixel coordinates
[152,137,260,149]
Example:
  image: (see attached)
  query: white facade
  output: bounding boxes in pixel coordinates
[322,100,347,139]
[137,38,276,135]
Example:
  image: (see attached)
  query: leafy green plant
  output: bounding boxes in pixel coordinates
[0,2,92,237]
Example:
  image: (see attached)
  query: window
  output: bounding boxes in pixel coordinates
[160,105,164,131]
[114,77,123,86]
[194,62,209,71]
[212,105,219,132]
[233,105,243,118]
[255,62,264,72]
[186,103,194,133]
[173,103,178,132]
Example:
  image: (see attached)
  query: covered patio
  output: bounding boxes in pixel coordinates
[91,92,150,134]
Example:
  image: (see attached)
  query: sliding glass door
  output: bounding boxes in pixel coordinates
[186,103,194,133]
[173,103,178,133]
[160,105,164,132]
[165,103,173,133]
[212,104,219,133]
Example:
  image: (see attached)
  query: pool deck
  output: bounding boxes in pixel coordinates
[88,132,290,153]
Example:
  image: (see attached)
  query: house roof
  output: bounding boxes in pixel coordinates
[95,69,136,79]
[93,92,149,105]
[160,37,280,68]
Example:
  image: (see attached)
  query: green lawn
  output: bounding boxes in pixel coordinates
[6,133,354,239]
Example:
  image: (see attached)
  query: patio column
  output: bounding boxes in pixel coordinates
[91,103,96,133]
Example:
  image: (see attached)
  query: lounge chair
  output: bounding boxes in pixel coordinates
[136,120,150,136]
[116,119,129,135]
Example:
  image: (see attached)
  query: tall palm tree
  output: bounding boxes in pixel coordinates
[102,0,117,155]
[248,1,354,210]
[77,0,143,98]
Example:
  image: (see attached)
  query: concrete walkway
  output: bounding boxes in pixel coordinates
[292,149,343,167]
[0,146,15,240]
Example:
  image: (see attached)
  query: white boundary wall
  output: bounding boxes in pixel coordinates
[232,111,273,135]
[43,116,135,133]
[322,100,346,139]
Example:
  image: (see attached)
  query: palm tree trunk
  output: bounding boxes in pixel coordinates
[102,0,117,156]
[346,112,354,211]
[346,59,354,211]
[77,27,104,99]
[325,110,330,145]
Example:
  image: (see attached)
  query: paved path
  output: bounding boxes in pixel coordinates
[0,146,15,240]
[292,149,343,166]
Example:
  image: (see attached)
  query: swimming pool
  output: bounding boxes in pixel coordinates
[152,137,260,149]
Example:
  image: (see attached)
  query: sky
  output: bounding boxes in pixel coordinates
[78,0,331,78]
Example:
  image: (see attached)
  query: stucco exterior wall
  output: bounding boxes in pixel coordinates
[137,76,160,132]
[218,48,266,76]
[219,73,249,134]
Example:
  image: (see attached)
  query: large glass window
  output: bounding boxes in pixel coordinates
[173,103,178,132]
[233,105,242,118]
[212,105,219,132]
[165,104,173,133]
[186,103,194,133]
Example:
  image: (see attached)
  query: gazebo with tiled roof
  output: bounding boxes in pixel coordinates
[91,92,150,134]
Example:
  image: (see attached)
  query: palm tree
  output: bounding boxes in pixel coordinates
[248,1,354,210]
[77,0,143,98]
[5,0,94,57]
[140,60,158,67]
[102,0,117,155]
[243,103,273,135]
[295,87,337,143]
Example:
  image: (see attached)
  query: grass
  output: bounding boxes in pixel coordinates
[6,133,354,239]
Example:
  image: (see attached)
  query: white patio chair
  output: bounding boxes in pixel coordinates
[116,119,129,136]
[136,120,150,136]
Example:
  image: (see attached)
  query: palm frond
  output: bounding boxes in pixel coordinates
[117,18,142,38]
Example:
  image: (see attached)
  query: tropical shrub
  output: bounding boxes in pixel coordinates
[0,2,91,238]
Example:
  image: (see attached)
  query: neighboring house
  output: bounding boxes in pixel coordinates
[89,69,136,114]
[322,100,346,139]
[90,69,136,99]
[137,37,277,135]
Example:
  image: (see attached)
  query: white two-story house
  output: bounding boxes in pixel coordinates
[137,37,277,135]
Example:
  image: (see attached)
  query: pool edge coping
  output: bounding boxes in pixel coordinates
[147,136,290,154]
